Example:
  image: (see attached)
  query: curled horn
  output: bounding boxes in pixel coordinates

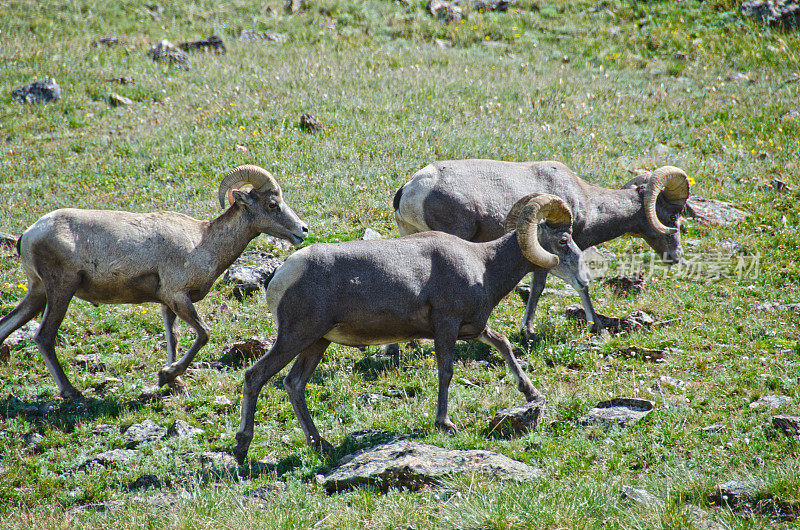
[217,165,280,208]
[643,166,690,235]
[510,193,573,268]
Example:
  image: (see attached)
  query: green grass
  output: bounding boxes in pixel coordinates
[1,0,799,527]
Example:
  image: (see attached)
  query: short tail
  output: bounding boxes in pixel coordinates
[15,234,21,256]
[392,184,404,212]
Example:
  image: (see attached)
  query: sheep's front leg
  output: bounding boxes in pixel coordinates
[157,295,209,388]
[520,269,548,343]
[233,334,303,464]
[283,339,332,454]
[576,286,609,337]
[477,327,544,403]
[432,318,461,433]
[161,305,178,365]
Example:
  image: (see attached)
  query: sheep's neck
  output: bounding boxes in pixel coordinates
[575,187,642,249]
[204,206,259,278]
[482,233,534,307]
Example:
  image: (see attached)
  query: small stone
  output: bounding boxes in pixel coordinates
[149,39,189,68]
[221,336,275,366]
[194,451,238,468]
[752,302,800,313]
[91,37,121,47]
[772,415,800,437]
[93,377,121,394]
[782,110,800,122]
[652,143,670,157]
[426,0,463,22]
[239,30,288,44]
[621,485,664,508]
[73,354,105,370]
[214,395,232,406]
[488,399,546,436]
[701,423,726,433]
[11,78,61,104]
[235,144,248,152]
[123,419,167,446]
[578,398,654,429]
[617,346,667,362]
[711,480,753,508]
[749,395,793,410]
[361,228,383,240]
[472,0,516,11]
[658,375,686,389]
[249,481,286,499]
[108,92,133,107]
[603,274,646,296]
[359,393,388,405]
[299,113,323,133]
[106,76,135,85]
[167,419,204,439]
[22,432,44,449]
[93,424,119,435]
[178,35,226,54]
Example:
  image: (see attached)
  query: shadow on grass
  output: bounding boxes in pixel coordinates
[0,393,129,432]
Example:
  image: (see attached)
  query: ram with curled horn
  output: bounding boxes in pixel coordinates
[393,159,691,340]
[0,165,308,400]
[232,193,590,462]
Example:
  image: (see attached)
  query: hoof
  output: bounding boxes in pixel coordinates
[168,376,189,395]
[435,419,457,434]
[519,330,541,348]
[157,366,177,387]
[313,437,335,457]
[60,387,86,402]
[233,432,253,465]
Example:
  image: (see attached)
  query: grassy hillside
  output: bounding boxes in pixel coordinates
[0,0,798,527]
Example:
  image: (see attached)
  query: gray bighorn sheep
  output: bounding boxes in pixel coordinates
[393,160,690,339]
[233,194,589,462]
[0,165,307,400]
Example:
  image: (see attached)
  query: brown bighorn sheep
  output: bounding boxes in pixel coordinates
[233,194,589,462]
[393,160,690,339]
[0,165,307,400]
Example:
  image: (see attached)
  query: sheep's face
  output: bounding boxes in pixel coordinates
[639,194,685,265]
[539,223,591,291]
[233,189,309,245]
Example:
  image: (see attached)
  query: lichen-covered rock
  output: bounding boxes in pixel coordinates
[223,251,283,300]
[741,0,800,30]
[11,78,61,104]
[167,419,204,440]
[578,398,654,428]
[178,35,226,54]
[123,419,167,446]
[684,196,750,226]
[488,399,545,436]
[427,0,464,23]
[323,440,543,492]
[149,39,189,67]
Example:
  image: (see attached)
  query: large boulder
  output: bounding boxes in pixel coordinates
[323,440,543,492]
[11,78,61,104]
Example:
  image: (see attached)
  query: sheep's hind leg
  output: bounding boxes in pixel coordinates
[283,338,332,453]
[520,269,547,344]
[477,327,544,403]
[159,305,186,393]
[233,334,308,464]
[0,279,46,348]
[35,276,83,401]
[157,295,209,389]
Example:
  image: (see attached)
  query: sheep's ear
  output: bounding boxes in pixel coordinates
[232,189,256,210]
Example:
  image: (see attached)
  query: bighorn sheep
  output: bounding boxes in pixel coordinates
[393,160,690,339]
[0,165,308,400]
[233,194,589,462]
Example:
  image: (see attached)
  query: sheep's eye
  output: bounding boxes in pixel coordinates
[268,202,279,210]
[670,214,678,223]
[559,236,569,246]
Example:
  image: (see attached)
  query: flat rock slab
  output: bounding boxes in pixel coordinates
[773,415,800,437]
[323,440,543,493]
[749,395,793,410]
[684,196,750,226]
[167,419,204,439]
[621,485,664,508]
[89,448,139,467]
[578,398,654,428]
[222,251,282,300]
[123,419,167,446]
[488,400,545,436]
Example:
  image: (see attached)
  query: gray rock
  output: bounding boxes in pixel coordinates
[299,113,323,133]
[426,0,464,23]
[684,196,750,226]
[11,78,61,104]
[752,301,800,313]
[712,480,753,508]
[652,143,670,157]
[222,251,283,300]
[741,0,800,29]
[621,485,664,508]
[108,92,133,107]
[285,0,303,14]
[684,506,726,530]
[749,395,793,410]
[617,346,667,362]
[323,440,543,492]
[0,231,16,253]
[22,432,44,449]
[472,0,516,11]
[123,419,167,446]
[773,415,800,437]
[89,448,139,467]
[488,399,545,436]
[565,305,655,333]
[249,481,286,499]
[701,423,726,433]
[213,395,232,406]
[361,228,383,240]
[578,398,654,428]
[239,30,288,44]
[193,451,238,468]
[167,419,204,440]
[603,274,646,296]
[74,353,105,370]
[358,393,389,405]
[149,39,189,68]
[93,424,119,435]
[178,35,226,54]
